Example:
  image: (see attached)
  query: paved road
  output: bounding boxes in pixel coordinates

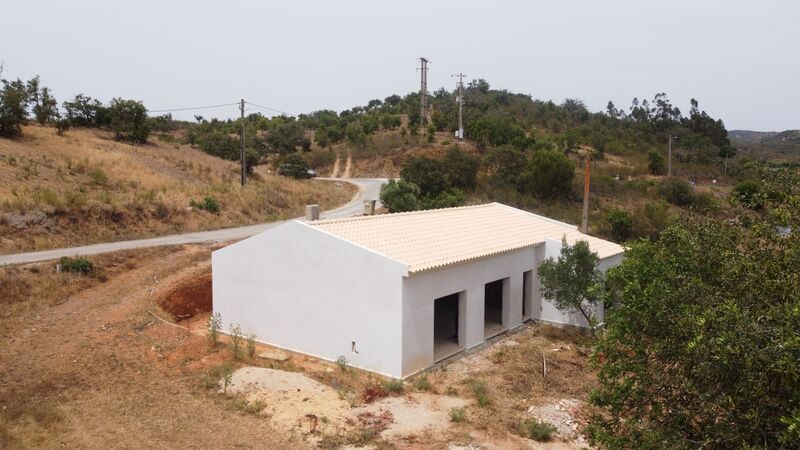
[0,178,387,266]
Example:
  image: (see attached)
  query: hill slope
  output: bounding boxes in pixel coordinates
[0,126,355,253]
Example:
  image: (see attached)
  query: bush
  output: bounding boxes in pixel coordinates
[277,154,310,179]
[419,188,465,210]
[414,374,431,391]
[191,197,220,214]
[732,179,763,209]
[401,156,447,197]
[379,179,420,213]
[522,149,575,199]
[207,312,222,348]
[470,379,490,406]
[524,419,557,441]
[648,150,666,175]
[384,379,404,393]
[632,201,673,240]
[229,323,243,360]
[59,256,93,275]
[658,177,695,206]
[441,146,480,191]
[449,407,466,423]
[607,209,632,242]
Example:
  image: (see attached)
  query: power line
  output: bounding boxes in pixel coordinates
[244,101,295,117]
[146,102,239,113]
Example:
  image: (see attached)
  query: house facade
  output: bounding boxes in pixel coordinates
[212,203,624,379]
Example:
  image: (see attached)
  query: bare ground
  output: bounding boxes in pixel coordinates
[1,247,599,449]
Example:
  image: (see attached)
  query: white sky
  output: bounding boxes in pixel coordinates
[2,0,798,130]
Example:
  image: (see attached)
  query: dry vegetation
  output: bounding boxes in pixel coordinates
[0,245,596,449]
[0,125,356,253]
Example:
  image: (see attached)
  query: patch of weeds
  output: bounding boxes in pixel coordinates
[414,373,431,391]
[231,397,265,415]
[336,355,349,372]
[59,256,93,275]
[89,168,108,186]
[229,323,243,360]
[446,386,459,396]
[470,379,490,407]
[190,196,219,214]
[362,384,389,404]
[207,312,221,349]
[200,361,236,391]
[522,418,557,442]
[384,379,403,394]
[450,407,467,423]
[246,333,257,359]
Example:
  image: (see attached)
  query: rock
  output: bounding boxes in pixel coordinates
[500,339,519,347]
[258,350,289,361]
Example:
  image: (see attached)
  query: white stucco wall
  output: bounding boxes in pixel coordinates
[212,221,408,378]
[401,248,536,377]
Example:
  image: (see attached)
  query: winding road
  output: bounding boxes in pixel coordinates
[0,178,387,266]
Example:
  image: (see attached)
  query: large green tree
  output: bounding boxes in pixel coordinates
[108,98,150,143]
[522,149,575,199]
[589,180,800,449]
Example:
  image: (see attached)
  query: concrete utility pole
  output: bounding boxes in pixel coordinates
[667,133,676,177]
[452,72,466,140]
[418,58,429,126]
[581,155,591,234]
[240,99,246,187]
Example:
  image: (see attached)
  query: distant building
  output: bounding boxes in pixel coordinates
[212,203,624,379]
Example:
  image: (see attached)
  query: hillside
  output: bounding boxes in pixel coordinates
[0,125,355,253]
[729,129,800,163]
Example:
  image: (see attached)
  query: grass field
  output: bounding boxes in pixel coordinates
[0,126,356,253]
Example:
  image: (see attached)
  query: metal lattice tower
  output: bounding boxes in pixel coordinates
[418,58,429,126]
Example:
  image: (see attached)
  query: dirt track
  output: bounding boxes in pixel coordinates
[0,245,305,449]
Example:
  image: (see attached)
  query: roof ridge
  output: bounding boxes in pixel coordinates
[308,202,498,226]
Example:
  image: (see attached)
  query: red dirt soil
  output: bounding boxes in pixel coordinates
[157,270,212,320]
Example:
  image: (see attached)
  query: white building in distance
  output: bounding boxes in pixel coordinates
[212,203,624,379]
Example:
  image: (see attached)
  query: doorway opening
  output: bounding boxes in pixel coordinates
[522,270,533,320]
[434,293,462,361]
[484,279,505,337]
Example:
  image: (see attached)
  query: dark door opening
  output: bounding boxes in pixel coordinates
[434,293,462,361]
[484,279,505,337]
[522,270,533,320]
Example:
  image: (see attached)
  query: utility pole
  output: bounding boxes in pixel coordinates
[418,58,429,127]
[581,154,591,234]
[240,99,246,187]
[667,133,675,177]
[451,72,466,140]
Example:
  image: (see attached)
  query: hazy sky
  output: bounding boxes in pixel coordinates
[2,0,798,130]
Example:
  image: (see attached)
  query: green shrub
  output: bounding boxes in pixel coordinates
[89,168,108,186]
[449,407,466,423]
[522,149,575,199]
[207,312,222,348]
[384,379,404,393]
[229,323,243,360]
[732,179,763,209]
[419,188,464,210]
[379,179,420,213]
[190,197,219,214]
[414,374,431,391]
[632,201,673,240]
[470,379,490,406]
[658,177,695,206]
[648,150,665,175]
[524,419,557,441]
[246,333,257,359]
[607,209,632,242]
[441,146,480,191]
[59,256,93,274]
[336,355,349,372]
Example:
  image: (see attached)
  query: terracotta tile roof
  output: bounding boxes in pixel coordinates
[307,203,624,274]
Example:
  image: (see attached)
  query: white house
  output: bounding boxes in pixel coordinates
[212,203,624,379]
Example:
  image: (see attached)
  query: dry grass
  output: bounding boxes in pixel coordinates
[0,125,356,252]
